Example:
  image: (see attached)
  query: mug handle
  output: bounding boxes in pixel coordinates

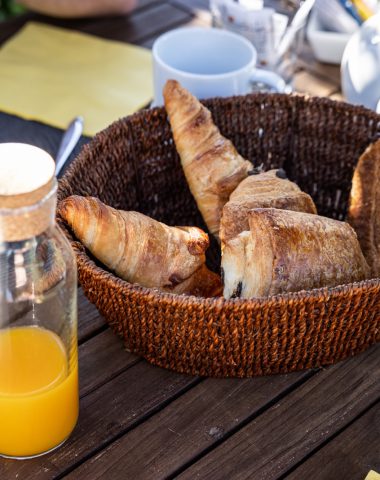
[249,68,287,93]
[376,98,380,114]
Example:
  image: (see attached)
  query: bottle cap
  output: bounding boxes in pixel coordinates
[0,143,56,241]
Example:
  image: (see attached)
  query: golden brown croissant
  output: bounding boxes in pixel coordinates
[59,195,222,297]
[222,208,370,299]
[348,139,380,277]
[220,169,317,244]
[163,79,252,241]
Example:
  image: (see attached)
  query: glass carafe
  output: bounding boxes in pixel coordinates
[0,143,78,459]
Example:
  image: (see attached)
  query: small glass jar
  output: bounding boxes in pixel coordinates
[0,143,78,459]
[210,0,300,92]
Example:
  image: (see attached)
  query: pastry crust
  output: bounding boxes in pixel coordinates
[222,208,370,298]
[220,169,317,243]
[348,139,380,276]
[163,79,252,241]
[60,195,221,297]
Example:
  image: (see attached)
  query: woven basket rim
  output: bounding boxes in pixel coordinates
[57,91,380,377]
[59,92,380,184]
[59,93,380,307]
[58,92,380,308]
[70,240,380,306]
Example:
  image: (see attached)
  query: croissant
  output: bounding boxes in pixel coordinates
[220,168,317,244]
[163,79,252,241]
[348,139,380,276]
[222,208,370,299]
[59,195,222,297]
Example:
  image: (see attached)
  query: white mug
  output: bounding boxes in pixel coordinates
[152,27,286,106]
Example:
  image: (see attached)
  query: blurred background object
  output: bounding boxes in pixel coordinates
[313,0,361,34]
[1,0,137,19]
[209,0,380,110]
[341,13,380,111]
[307,10,353,63]
[307,0,378,64]
[210,0,314,91]
[0,0,25,20]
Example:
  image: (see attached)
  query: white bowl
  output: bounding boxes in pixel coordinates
[306,11,352,64]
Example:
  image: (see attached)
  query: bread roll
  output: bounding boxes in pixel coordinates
[222,208,370,298]
[163,79,252,241]
[220,169,317,243]
[348,139,380,276]
[60,195,222,297]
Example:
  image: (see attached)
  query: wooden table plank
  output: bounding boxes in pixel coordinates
[144,0,212,48]
[73,2,193,44]
[0,364,200,479]
[285,403,380,480]
[0,2,193,47]
[176,345,380,480]
[78,329,139,398]
[293,70,339,97]
[298,42,342,88]
[140,8,212,48]
[48,2,191,45]
[1,4,378,480]
[77,289,107,341]
[62,370,314,479]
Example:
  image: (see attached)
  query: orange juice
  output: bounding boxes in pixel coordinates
[0,326,78,458]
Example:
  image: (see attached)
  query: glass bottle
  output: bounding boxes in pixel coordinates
[0,143,78,459]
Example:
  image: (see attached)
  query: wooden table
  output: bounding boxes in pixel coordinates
[0,2,379,479]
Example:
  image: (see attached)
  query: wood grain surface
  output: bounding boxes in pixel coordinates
[177,346,380,480]
[285,404,380,480]
[0,1,378,479]
[64,371,313,479]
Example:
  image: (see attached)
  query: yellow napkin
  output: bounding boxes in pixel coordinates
[0,22,153,136]
[365,471,380,480]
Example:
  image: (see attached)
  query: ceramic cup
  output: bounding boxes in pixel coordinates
[152,27,286,106]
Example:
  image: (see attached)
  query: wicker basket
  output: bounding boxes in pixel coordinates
[58,93,380,377]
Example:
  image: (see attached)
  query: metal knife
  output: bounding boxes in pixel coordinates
[55,116,84,176]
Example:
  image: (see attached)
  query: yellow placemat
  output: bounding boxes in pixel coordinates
[365,471,380,480]
[0,22,153,136]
